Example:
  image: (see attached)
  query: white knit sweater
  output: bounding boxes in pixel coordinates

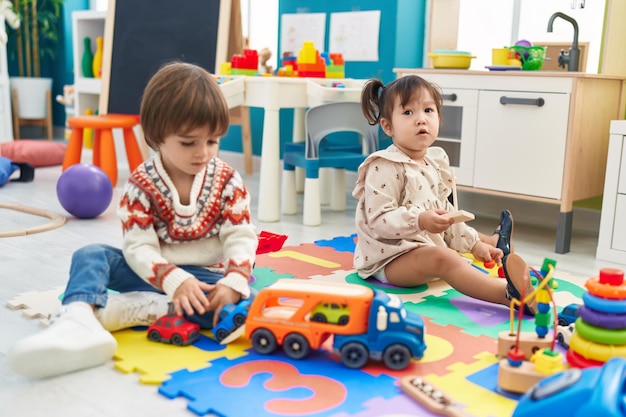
[353,145,479,277]
[117,153,257,299]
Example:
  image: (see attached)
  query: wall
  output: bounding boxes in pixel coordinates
[221,0,427,156]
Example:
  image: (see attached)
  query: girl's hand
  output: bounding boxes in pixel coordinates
[207,284,242,327]
[419,209,454,234]
[471,241,504,265]
[172,278,213,316]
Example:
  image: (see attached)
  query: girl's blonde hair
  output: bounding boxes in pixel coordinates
[361,75,443,126]
[140,61,230,150]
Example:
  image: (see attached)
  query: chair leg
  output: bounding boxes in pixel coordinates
[303,177,321,226]
[123,127,144,172]
[239,106,253,175]
[281,168,298,215]
[11,88,20,139]
[319,168,332,206]
[98,129,118,187]
[45,89,53,140]
[62,127,85,171]
[92,129,102,167]
[330,169,347,211]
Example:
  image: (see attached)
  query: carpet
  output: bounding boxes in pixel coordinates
[7,234,587,417]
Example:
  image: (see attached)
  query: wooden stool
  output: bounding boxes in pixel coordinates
[62,114,143,186]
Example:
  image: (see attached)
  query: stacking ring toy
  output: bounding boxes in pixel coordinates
[574,318,626,345]
[569,332,626,363]
[579,305,626,330]
[582,292,626,314]
[566,348,604,369]
[585,275,626,299]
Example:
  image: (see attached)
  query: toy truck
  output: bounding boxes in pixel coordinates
[244,279,426,370]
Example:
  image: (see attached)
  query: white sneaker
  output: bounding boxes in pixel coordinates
[95,291,171,332]
[7,302,117,379]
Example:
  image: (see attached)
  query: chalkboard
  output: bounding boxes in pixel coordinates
[99,0,232,115]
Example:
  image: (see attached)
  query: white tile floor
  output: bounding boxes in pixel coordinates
[1,150,624,417]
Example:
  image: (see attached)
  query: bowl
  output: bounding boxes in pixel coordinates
[509,46,546,71]
[428,52,476,69]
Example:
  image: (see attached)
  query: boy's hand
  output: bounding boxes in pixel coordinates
[172,277,213,317]
[207,284,242,327]
[419,209,454,234]
[471,241,504,265]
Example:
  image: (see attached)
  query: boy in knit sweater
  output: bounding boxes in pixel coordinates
[8,62,258,379]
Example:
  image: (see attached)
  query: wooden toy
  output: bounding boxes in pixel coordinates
[441,209,475,224]
[400,375,471,417]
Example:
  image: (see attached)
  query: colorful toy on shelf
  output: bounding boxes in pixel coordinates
[513,357,626,417]
[566,268,626,368]
[81,37,94,78]
[497,258,566,394]
[92,36,104,78]
[245,279,426,370]
[147,314,200,346]
[211,299,251,344]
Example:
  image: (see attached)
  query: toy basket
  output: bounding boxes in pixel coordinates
[510,46,546,71]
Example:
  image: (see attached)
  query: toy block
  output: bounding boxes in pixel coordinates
[329,53,344,65]
[297,41,318,64]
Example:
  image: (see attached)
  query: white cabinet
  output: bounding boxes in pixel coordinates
[474,90,570,199]
[597,120,626,265]
[72,10,105,117]
[1,16,13,141]
[394,69,626,253]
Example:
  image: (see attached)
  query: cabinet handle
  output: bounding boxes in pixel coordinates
[442,93,457,102]
[499,96,545,107]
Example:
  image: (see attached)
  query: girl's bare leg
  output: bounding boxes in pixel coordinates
[384,246,530,309]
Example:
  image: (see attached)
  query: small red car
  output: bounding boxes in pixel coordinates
[147,314,200,346]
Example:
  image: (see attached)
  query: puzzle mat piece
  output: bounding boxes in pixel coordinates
[159,351,401,417]
[7,286,64,326]
[331,393,457,417]
[314,233,357,253]
[309,269,356,284]
[112,327,250,384]
[363,317,497,383]
[255,243,354,278]
[426,351,517,417]
[251,266,294,290]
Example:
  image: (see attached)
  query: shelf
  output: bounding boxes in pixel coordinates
[74,77,102,95]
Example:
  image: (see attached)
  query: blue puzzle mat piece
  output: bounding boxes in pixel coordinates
[159,349,400,417]
[314,234,357,253]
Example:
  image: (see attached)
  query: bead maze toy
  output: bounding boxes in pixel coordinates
[565,268,626,368]
[497,258,567,394]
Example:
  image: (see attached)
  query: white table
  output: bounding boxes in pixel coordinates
[243,77,364,222]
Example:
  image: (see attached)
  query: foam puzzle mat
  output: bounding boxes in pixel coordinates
[8,234,588,417]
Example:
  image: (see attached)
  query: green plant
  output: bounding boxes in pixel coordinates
[6,0,63,77]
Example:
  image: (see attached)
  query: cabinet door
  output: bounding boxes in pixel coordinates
[436,88,478,186]
[473,90,570,199]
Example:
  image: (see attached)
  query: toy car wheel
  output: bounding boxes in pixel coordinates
[215,328,229,342]
[251,328,277,354]
[233,314,246,327]
[311,313,327,323]
[558,318,568,326]
[383,343,411,370]
[340,342,369,369]
[338,315,349,325]
[171,334,184,346]
[148,330,162,342]
[283,333,310,360]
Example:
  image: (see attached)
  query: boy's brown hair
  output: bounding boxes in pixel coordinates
[140,61,230,150]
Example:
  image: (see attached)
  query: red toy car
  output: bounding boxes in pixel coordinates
[147,314,200,346]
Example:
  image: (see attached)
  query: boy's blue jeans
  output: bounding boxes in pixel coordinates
[61,243,232,329]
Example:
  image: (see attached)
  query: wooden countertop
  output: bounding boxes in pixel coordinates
[394,68,626,81]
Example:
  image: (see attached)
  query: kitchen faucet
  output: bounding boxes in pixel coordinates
[547,12,580,72]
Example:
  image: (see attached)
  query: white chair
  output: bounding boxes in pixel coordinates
[281,101,379,226]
